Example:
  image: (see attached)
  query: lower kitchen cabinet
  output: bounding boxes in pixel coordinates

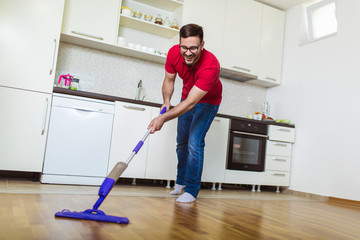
[145,107,177,182]
[108,101,152,179]
[261,125,295,192]
[201,117,230,187]
[0,87,51,172]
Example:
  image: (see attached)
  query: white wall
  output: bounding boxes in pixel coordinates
[267,1,360,201]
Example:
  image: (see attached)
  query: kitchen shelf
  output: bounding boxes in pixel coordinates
[60,34,166,64]
[132,0,183,12]
[119,14,179,38]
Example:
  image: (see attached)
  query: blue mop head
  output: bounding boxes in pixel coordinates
[55,209,129,224]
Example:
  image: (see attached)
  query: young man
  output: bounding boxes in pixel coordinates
[148,24,222,203]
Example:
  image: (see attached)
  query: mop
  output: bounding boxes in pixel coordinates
[55,107,167,224]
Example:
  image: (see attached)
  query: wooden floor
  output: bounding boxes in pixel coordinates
[1,180,360,239]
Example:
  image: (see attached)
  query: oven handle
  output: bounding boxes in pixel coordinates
[232,131,268,138]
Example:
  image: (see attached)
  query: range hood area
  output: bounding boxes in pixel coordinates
[219,67,257,82]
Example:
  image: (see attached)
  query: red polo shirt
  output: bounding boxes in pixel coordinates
[165,44,222,105]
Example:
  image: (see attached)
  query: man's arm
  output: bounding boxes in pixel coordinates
[162,71,176,112]
[148,85,208,133]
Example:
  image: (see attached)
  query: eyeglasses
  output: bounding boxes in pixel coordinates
[179,44,201,53]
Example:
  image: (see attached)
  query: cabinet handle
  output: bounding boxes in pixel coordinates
[41,98,49,135]
[278,128,291,132]
[273,143,287,147]
[213,119,221,122]
[272,158,286,162]
[71,31,104,40]
[265,77,277,82]
[232,66,251,72]
[272,173,286,177]
[123,105,145,111]
[49,39,57,75]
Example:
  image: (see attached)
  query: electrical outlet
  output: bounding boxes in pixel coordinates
[247,97,253,102]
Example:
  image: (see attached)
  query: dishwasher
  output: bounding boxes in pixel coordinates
[41,93,115,185]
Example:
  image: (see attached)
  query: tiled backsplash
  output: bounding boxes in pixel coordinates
[56,42,266,117]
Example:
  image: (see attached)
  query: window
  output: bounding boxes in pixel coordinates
[306,0,337,41]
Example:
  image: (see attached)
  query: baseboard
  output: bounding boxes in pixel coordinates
[328,197,360,208]
[286,189,328,201]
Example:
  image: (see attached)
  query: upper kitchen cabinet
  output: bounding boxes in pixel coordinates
[61,0,121,45]
[221,0,262,80]
[117,0,183,55]
[181,0,226,61]
[0,0,64,93]
[60,0,183,64]
[251,5,285,87]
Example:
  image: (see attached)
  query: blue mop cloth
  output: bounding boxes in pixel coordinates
[55,209,129,224]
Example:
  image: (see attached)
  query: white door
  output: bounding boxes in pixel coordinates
[202,117,229,183]
[221,0,262,76]
[182,0,226,62]
[0,87,51,172]
[108,102,152,179]
[0,0,64,93]
[257,5,285,84]
[145,107,177,180]
[61,0,120,45]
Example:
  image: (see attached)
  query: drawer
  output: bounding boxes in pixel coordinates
[265,155,291,171]
[268,125,295,143]
[260,171,290,186]
[266,140,292,157]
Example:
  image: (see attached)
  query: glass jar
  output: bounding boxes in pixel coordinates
[170,19,179,29]
[163,17,170,26]
[69,78,79,90]
[154,14,163,25]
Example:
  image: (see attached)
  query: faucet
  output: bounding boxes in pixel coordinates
[135,80,142,100]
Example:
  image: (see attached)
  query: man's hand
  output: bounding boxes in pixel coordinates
[148,114,166,134]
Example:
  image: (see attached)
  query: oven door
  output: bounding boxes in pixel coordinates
[227,131,267,172]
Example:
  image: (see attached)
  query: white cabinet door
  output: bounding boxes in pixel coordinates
[182,0,226,61]
[62,0,120,45]
[257,5,285,86]
[0,0,64,93]
[202,117,230,183]
[0,87,51,172]
[145,107,177,180]
[108,102,152,179]
[221,0,262,77]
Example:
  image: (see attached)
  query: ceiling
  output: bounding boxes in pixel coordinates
[255,0,317,10]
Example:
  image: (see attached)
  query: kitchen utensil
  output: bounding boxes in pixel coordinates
[121,7,133,16]
[144,14,153,22]
[133,11,142,19]
[58,74,73,88]
[55,107,167,224]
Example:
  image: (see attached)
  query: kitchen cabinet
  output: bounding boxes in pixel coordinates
[0,87,51,172]
[201,117,230,190]
[221,0,262,79]
[0,0,64,172]
[61,0,121,45]
[0,0,64,93]
[251,5,285,87]
[260,125,295,192]
[182,0,226,61]
[145,107,177,185]
[60,0,183,64]
[108,101,152,180]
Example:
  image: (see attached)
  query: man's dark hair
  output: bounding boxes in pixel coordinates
[179,24,203,43]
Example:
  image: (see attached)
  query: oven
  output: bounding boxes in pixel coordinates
[227,119,268,172]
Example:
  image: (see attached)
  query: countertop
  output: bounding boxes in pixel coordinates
[53,87,295,128]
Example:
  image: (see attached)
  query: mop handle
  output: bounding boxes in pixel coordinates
[126,107,167,165]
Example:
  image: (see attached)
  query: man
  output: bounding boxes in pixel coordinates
[148,24,222,203]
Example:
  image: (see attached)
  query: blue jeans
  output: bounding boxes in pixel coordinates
[175,102,219,198]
